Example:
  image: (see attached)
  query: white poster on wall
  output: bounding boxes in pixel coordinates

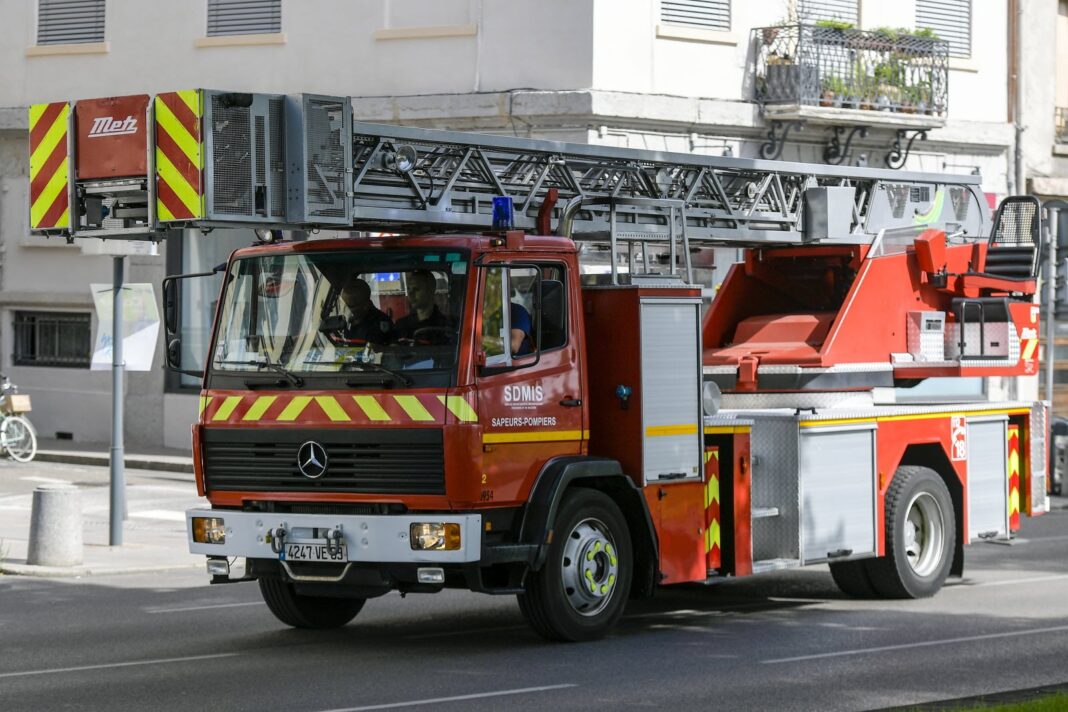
[90,283,160,371]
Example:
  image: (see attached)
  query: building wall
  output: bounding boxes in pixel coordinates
[0,0,595,106]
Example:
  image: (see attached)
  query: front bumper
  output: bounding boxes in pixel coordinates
[186,508,483,564]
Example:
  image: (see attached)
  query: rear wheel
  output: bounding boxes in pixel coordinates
[829,558,877,597]
[518,489,633,642]
[258,578,365,629]
[867,466,955,598]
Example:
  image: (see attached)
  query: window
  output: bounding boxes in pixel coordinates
[916,0,971,58]
[37,0,105,45]
[797,0,859,25]
[13,311,92,367]
[207,0,281,36]
[660,0,730,31]
[480,264,567,366]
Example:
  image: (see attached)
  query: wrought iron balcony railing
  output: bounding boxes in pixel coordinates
[1056,107,1068,144]
[753,24,949,118]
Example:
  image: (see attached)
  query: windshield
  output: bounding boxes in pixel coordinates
[211,248,469,385]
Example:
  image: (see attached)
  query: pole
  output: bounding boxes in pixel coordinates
[109,256,125,546]
[1046,208,1058,405]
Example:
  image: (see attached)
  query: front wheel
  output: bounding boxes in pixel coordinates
[1,415,37,462]
[258,578,365,629]
[518,489,633,642]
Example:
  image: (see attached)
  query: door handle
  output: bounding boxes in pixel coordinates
[559,398,582,407]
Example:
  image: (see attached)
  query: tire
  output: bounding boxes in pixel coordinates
[258,578,365,629]
[829,558,877,597]
[517,489,633,642]
[2,415,37,463]
[866,466,956,599]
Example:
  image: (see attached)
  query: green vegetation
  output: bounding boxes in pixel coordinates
[814,19,854,31]
[926,692,1068,711]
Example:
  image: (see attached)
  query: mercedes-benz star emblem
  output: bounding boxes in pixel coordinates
[297,441,328,479]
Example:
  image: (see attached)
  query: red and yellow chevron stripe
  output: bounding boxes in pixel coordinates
[199,391,478,425]
[28,102,71,230]
[704,447,721,569]
[154,90,203,221]
[1008,424,1020,530]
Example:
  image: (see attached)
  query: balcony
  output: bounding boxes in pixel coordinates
[752,24,949,129]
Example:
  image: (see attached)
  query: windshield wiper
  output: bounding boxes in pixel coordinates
[345,361,412,386]
[217,359,304,388]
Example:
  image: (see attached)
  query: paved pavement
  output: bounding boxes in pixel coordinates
[0,453,203,577]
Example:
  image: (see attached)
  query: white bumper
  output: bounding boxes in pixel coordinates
[186,508,483,564]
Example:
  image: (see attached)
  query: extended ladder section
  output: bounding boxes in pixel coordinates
[29,90,990,252]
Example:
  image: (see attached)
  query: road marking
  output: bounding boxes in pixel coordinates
[0,652,240,679]
[762,624,1068,664]
[130,510,186,522]
[20,476,70,485]
[146,602,262,614]
[316,684,577,712]
[973,574,1068,588]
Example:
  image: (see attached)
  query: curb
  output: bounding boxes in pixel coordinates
[34,450,194,474]
[0,561,202,577]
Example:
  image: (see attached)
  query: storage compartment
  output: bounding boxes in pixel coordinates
[584,286,702,485]
[799,426,876,563]
[640,299,702,483]
[967,417,1008,540]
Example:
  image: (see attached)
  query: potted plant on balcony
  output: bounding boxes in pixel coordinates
[821,76,849,108]
[873,61,904,111]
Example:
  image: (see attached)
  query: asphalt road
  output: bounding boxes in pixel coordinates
[1,498,1066,711]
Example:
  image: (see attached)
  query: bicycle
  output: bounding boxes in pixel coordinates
[0,375,37,463]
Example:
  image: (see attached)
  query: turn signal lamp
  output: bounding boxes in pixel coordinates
[192,517,226,544]
[410,522,461,551]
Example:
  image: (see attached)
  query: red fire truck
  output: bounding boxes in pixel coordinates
[29,91,1049,641]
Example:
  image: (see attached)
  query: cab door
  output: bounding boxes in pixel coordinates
[475,261,584,505]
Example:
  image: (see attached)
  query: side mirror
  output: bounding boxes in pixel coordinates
[161,266,222,378]
[163,278,178,337]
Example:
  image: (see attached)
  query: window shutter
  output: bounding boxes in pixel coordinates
[916,0,971,58]
[797,0,859,25]
[661,0,731,31]
[207,0,281,37]
[37,0,105,45]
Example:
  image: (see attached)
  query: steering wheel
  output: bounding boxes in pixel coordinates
[410,326,453,345]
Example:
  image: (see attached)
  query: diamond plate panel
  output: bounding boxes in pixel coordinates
[749,415,800,562]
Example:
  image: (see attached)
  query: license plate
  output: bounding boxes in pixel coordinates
[282,542,347,562]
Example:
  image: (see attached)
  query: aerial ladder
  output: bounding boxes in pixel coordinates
[31,90,1039,390]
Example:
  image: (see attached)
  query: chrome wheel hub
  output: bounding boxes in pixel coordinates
[560,518,619,617]
[904,491,945,577]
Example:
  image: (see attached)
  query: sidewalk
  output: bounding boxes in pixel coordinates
[0,442,203,578]
[35,437,194,474]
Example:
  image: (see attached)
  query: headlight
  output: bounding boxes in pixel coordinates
[410,522,461,551]
[192,517,226,544]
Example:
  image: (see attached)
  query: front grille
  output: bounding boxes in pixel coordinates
[202,429,445,495]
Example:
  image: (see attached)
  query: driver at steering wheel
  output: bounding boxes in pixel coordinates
[394,269,450,342]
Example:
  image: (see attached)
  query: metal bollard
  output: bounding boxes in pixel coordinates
[27,484,83,567]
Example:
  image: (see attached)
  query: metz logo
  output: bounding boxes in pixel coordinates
[88,115,138,138]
